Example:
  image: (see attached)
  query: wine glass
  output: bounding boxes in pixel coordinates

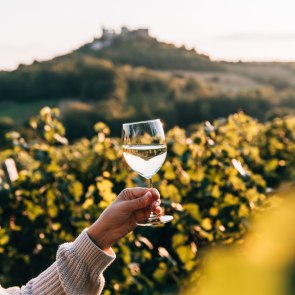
[122,119,173,226]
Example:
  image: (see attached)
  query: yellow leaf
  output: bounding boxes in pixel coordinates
[183,203,201,221]
[224,193,239,205]
[231,176,246,191]
[0,233,9,246]
[94,122,110,135]
[159,183,181,202]
[239,204,250,217]
[25,201,44,221]
[52,223,61,231]
[245,188,260,202]
[184,260,196,271]
[105,149,116,161]
[96,179,113,191]
[46,189,58,218]
[46,162,60,173]
[265,159,279,173]
[164,168,176,180]
[176,245,195,263]
[189,168,204,182]
[102,171,111,178]
[201,218,213,231]
[142,250,152,260]
[209,207,219,216]
[82,198,94,209]
[252,174,266,188]
[94,143,104,154]
[198,230,214,242]
[210,159,219,166]
[211,185,221,198]
[172,142,187,156]
[172,233,188,248]
[69,181,83,202]
[97,179,116,203]
[179,170,191,185]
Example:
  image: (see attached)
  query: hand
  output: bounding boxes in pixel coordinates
[87,187,162,253]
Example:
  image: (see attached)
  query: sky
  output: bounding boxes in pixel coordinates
[1,0,295,70]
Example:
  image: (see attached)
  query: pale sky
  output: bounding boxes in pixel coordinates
[1,0,295,70]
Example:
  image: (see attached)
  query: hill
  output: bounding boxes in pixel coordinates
[76,27,222,71]
[0,27,222,103]
[0,27,294,139]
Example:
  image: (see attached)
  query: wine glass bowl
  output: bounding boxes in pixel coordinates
[122,119,173,226]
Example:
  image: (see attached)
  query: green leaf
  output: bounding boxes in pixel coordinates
[153,262,167,283]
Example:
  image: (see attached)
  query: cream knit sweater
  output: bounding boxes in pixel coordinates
[0,230,116,295]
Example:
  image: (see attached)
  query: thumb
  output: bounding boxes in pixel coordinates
[123,191,153,211]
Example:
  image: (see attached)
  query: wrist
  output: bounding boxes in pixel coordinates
[87,221,114,254]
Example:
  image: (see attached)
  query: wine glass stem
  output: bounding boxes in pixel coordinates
[147,178,157,217]
[147,178,153,188]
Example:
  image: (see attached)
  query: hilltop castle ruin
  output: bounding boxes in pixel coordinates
[91,26,150,50]
[102,26,150,40]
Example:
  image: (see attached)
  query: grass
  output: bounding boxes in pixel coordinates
[0,99,61,124]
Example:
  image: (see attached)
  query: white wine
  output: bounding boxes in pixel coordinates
[123,144,167,179]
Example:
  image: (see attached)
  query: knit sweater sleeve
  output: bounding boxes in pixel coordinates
[0,230,116,295]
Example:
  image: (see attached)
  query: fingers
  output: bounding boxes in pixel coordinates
[121,187,149,200]
[123,191,154,211]
[151,200,160,210]
[151,202,162,214]
[151,200,162,215]
[154,205,162,215]
[121,187,161,202]
[134,206,162,223]
[134,207,152,222]
[150,188,161,203]
[133,200,163,221]
[120,188,162,217]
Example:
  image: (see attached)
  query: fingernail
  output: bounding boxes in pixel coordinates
[145,191,152,198]
[152,201,159,208]
[152,188,160,196]
[155,207,162,213]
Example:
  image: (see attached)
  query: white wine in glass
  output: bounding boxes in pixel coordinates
[122,119,173,226]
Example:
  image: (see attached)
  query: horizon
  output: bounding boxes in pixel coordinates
[1,0,295,70]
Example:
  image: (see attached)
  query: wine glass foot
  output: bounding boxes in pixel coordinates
[136,214,173,226]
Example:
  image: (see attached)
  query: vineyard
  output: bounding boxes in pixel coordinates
[0,108,294,294]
